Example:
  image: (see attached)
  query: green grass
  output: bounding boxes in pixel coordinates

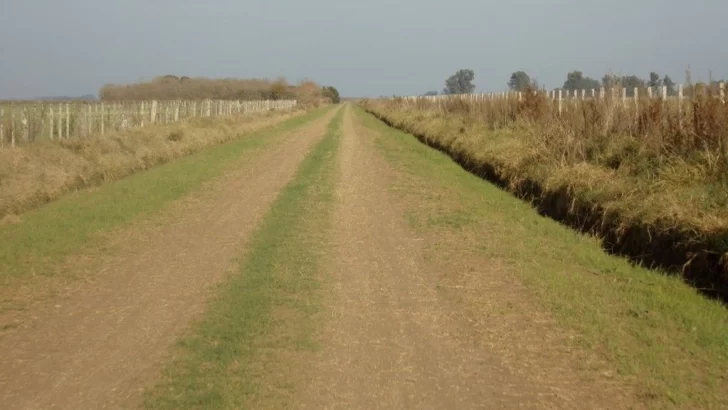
[144,108,344,409]
[0,107,331,285]
[354,106,728,408]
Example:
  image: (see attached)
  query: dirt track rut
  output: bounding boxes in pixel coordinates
[0,109,337,410]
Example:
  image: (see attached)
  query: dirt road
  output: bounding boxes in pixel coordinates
[293,107,630,409]
[0,109,338,409]
[0,105,650,409]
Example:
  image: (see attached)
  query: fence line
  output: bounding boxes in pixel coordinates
[394,83,726,108]
[0,99,297,147]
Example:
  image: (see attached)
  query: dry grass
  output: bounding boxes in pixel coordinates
[362,89,728,298]
[0,109,305,219]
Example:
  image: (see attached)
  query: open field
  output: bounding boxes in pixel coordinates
[0,103,726,409]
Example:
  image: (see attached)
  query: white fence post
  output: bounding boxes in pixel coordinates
[65,104,70,139]
[151,100,158,124]
[49,106,55,140]
[678,84,684,128]
[22,108,28,143]
[10,107,15,147]
[57,104,62,139]
[86,105,91,137]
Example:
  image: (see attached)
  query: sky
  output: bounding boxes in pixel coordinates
[0,0,726,99]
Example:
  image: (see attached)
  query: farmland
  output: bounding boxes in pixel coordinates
[0,71,727,409]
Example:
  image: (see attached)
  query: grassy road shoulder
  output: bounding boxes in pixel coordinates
[144,108,344,409]
[353,106,728,408]
[0,108,329,281]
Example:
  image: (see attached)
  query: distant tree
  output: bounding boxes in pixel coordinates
[508,71,533,91]
[443,69,475,95]
[562,71,600,91]
[648,72,662,88]
[602,73,618,89]
[620,75,646,92]
[270,78,289,100]
[600,73,646,96]
[321,86,341,103]
[424,90,439,96]
[663,75,676,96]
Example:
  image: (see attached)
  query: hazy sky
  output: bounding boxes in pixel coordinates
[1,0,726,98]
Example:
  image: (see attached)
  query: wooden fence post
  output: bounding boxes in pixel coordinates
[677,84,684,130]
[151,100,157,124]
[558,89,562,115]
[65,104,70,139]
[101,103,105,135]
[57,104,62,139]
[634,87,639,114]
[49,106,55,140]
[85,105,91,137]
[720,82,725,104]
[10,106,15,147]
[22,108,29,143]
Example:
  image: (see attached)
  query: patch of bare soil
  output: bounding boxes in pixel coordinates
[294,108,637,409]
[0,109,338,410]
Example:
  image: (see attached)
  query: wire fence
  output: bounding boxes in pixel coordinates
[0,99,298,147]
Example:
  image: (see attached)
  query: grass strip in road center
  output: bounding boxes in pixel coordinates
[144,108,344,409]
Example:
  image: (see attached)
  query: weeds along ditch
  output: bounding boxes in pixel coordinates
[362,89,728,301]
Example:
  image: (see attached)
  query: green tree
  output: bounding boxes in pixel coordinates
[663,75,676,96]
[620,75,646,93]
[444,69,475,95]
[508,71,533,91]
[648,72,662,88]
[563,71,600,90]
[321,86,341,103]
[601,73,646,96]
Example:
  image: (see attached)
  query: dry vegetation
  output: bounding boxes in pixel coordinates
[100,76,330,106]
[362,88,728,298]
[0,109,304,221]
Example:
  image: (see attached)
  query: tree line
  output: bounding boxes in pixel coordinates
[425,69,724,97]
[100,76,341,103]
